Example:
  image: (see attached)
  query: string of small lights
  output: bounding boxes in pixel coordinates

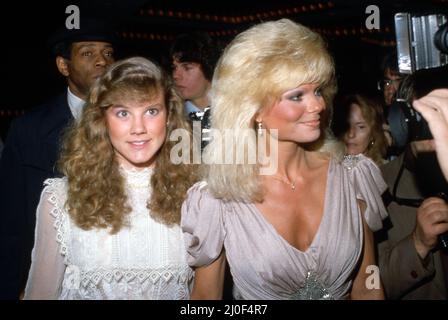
[0,110,25,117]
[138,1,335,24]
[118,1,399,45]
[118,25,393,41]
[360,37,396,46]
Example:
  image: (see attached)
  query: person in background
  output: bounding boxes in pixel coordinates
[24,57,198,299]
[0,19,117,299]
[170,32,220,150]
[378,51,404,108]
[334,94,388,166]
[378,51,405,159]
[377,71,448,299]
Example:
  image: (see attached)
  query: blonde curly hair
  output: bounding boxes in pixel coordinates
[59,57,198,233]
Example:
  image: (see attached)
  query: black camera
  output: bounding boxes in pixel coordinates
[388,13,448,149]
[395,13,448,74]
[388,98,432,150]
[390,13,448,250]
[387,64,448,150]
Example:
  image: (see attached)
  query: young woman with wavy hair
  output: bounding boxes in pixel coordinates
[337,94,388,166]
[181,19,388,300]
[24,57,198,299]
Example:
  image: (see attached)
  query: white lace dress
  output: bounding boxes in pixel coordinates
[24,167,193,300]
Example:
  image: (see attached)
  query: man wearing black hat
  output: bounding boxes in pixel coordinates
[0,19,116,299]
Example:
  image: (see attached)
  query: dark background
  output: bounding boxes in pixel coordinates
[1,0,447,140]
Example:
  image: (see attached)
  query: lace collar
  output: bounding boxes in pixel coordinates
[119,166,153,189]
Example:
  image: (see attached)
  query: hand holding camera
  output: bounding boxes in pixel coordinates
[413,197,448,259]
[413,89,448,181]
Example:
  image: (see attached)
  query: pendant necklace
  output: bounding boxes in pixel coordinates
[268,175,297,191]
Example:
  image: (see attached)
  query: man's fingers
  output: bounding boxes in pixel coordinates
[411,140,436,153]
[425,208,448,225]
[420,197,446,210]
[414,94,448,121]
[433,222,448,237]
[413,99,442,121]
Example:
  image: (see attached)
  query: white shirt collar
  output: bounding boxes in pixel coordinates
[67,87,86,121]
[184,100,202,116]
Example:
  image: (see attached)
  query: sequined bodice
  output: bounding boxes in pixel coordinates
[289,272,334,300]
[182,154,388,299]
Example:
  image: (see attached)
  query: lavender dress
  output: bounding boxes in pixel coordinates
[181,155,388,299]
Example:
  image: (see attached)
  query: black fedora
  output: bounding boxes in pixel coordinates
[48,17,119,57]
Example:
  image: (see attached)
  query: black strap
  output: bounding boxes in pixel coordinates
[391,161,424,208]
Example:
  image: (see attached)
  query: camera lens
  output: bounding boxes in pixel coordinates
[388,100,410,149]
[387,99,432,148]
[434,22,448,54]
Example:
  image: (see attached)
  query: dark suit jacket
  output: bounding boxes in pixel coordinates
[0,94,73,299]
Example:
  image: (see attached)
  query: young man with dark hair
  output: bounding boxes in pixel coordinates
[378,51,404,108]
[170,32,220,150]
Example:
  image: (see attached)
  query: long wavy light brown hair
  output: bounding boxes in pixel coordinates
[59,57,198,233]
[337,94,388,165]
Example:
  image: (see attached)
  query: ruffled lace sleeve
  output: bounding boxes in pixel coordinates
[181,182,226,268]
[23,178,68,300]
[343,155,388,231]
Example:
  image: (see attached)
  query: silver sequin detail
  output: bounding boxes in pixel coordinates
[289,271,334,300]
[342,154,362,171]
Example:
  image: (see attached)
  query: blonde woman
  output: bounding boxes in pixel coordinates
[24,57,198,299]
[181,19,387,300]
